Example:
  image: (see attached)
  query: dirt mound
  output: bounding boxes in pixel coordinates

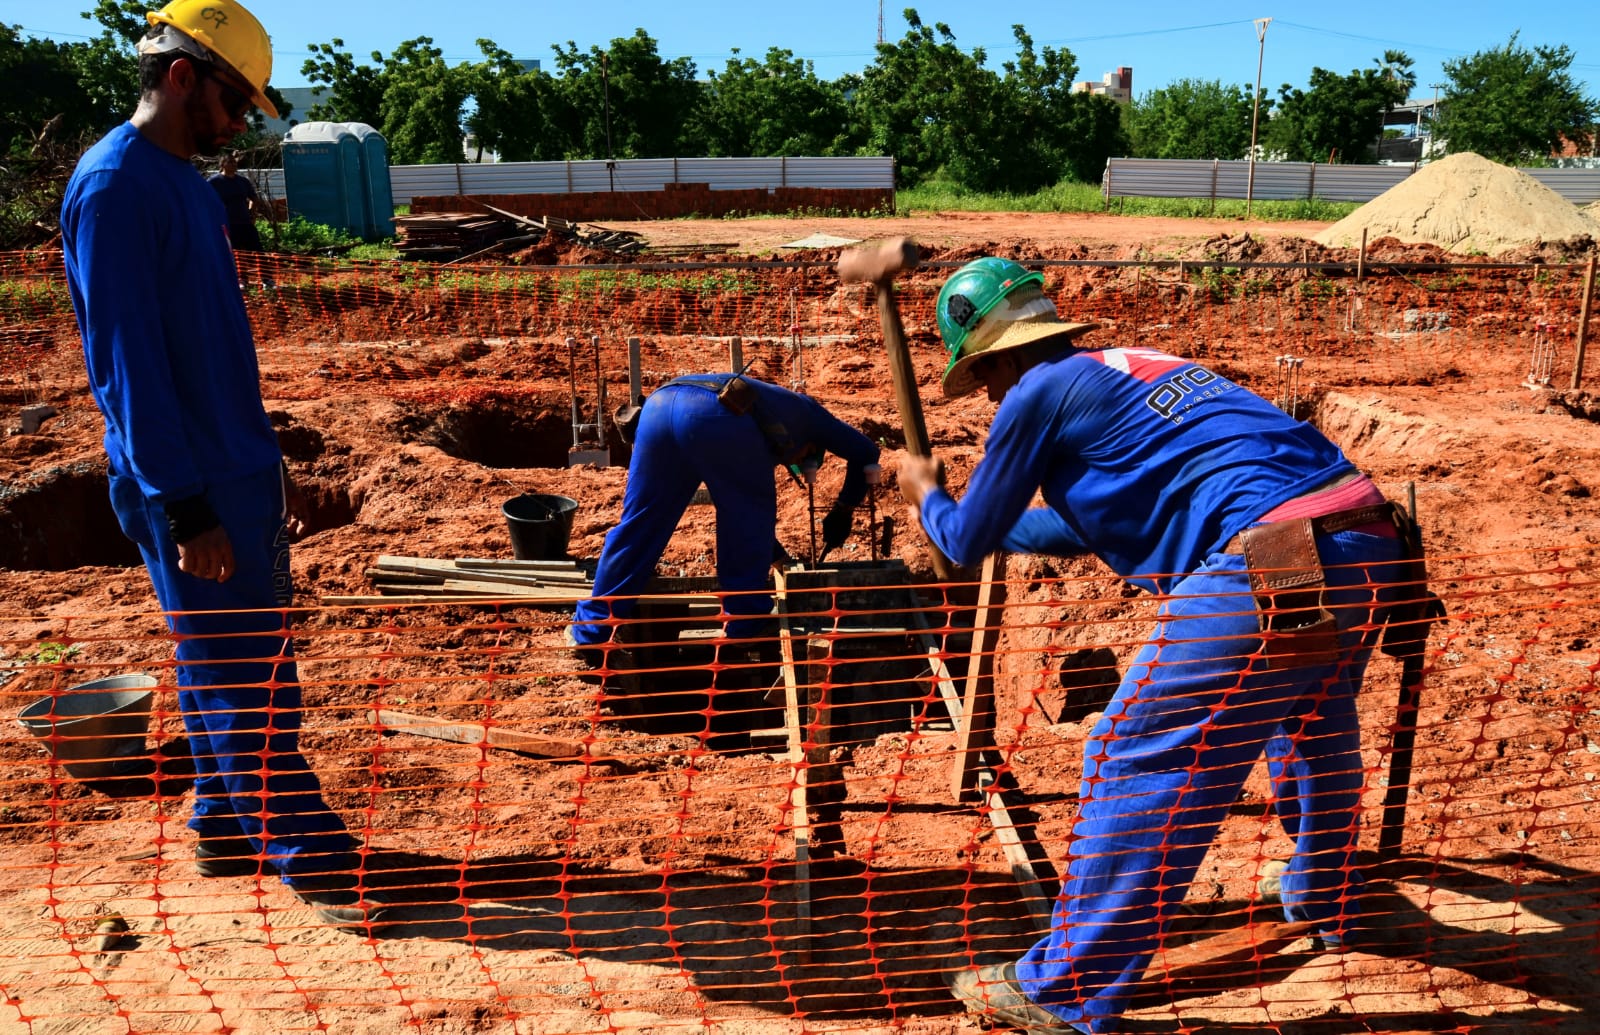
[1314,152,1598,256]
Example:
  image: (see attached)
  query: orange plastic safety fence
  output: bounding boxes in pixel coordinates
[2,251,1595,400]
[0,547,1596,1033]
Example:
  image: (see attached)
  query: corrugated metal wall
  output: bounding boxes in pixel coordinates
[249,156,896,206]
[1103,158,1600,205]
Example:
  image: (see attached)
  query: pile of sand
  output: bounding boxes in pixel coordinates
[1314,152,1597,256]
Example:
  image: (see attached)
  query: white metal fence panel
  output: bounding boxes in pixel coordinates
[1104,157,1600,205]
[251,156,895,206]
[1524,167,1600,205]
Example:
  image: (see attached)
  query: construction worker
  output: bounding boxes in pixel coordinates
[207,151,263,252]
[569,370,879,659]
[60,0,390,929]
[899,257,1424,1033]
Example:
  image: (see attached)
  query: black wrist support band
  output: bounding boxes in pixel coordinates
[165,494,221,545]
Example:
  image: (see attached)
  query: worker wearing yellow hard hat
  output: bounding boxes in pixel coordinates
[60,0,400,932]
[137,0,278,119]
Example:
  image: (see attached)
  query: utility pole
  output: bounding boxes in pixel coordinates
[602,51,615,193]
[1427,82,1445,161]
[1246,17,1271,219]
[878,0,884,44]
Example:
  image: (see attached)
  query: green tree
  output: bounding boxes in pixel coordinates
[1437,33,1597,163]
[986,27,1127,189]
[300,38,386,127]
[462,43,568,162]
[1264,63,1408,163]
[547,30,702,159]
[1128,78,1257,159]
[375,38,468,164]
[0,26,101,153]
[850,10,994,186]
[302,37,467,163]
[694,47,852,157]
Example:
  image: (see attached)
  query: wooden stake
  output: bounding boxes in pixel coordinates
[1573,252,1596,391]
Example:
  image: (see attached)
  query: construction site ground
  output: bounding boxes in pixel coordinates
[0,207,1597,1035]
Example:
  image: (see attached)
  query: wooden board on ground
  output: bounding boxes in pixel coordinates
[368,708,621,765]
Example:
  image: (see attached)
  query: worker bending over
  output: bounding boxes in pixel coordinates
[570,371,879,658]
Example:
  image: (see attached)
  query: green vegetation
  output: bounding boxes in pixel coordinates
[260,216,362,255]
[24,642,80,666]
[897,181,1360,222]
[1,5,1590,233]
[0,278,71,311]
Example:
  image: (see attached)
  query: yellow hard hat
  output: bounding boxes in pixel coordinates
[143,0,277,119]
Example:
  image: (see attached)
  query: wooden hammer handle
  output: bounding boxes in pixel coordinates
[873,282,959,581]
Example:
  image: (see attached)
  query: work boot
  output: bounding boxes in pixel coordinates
[287,871,396,928]
[194,836,260,878]
[948,963,1084,1033]
[562,626,607,670]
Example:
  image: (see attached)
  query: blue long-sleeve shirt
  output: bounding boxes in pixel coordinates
[665,373,880,510]
[921,346,1355,593]
[62,122,280,503]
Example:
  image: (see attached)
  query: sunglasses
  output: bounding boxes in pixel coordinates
[201,65,254,121]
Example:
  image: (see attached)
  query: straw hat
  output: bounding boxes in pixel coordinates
[937,257,1098,398]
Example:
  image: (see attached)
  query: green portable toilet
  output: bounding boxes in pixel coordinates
[341,123,394,240]
[281,121,364,237]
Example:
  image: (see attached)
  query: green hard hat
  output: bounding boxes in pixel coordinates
[936,257,1045,365]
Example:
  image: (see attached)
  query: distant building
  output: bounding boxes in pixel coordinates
[261,86,324,138]
[1073,67,1132,104]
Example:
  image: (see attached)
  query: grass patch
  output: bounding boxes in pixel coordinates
[897,179,1359,222]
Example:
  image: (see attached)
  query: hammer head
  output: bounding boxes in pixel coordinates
[837,236,920,285]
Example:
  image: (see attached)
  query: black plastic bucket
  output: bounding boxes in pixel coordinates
[502,493,578,560]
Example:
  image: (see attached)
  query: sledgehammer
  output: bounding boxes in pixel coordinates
[837,237,960,581]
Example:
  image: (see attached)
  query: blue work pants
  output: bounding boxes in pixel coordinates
[572,386,778,645]
[1016,529,1407,1033]
[110,465,354,883]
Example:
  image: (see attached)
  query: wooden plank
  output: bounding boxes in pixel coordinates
[774,570,813,948]
[368,708,587,758]
[979,776,1059,936]
[452,557,586,572]
[1152,920,1318,982]
[951,552,1006,800]
[375,556,576,589]
[325,591,720,608]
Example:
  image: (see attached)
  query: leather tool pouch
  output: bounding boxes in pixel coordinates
[1378,504,1447,659]
[1240,517,1342,670]
[716,375,757,415]
[613,402,643,446]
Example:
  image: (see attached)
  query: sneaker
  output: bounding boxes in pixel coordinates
[287,872,395,928]
[194,837,261,878]
[947,962,1082,1032]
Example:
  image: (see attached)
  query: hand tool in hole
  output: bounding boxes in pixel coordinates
[801,457,820,567]
[836,237,961,581]
[1376,483,1447,859]
[816,462,882,567]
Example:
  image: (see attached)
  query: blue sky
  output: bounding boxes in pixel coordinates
[6,1,1597,103]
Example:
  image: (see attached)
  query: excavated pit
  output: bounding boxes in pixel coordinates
[397,397,596,469]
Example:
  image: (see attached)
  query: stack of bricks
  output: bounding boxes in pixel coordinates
[409,185,895,222]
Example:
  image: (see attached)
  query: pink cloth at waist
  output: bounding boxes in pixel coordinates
[1258,472,1394,536]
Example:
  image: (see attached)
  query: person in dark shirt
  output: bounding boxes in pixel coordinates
[207,151,262,251]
